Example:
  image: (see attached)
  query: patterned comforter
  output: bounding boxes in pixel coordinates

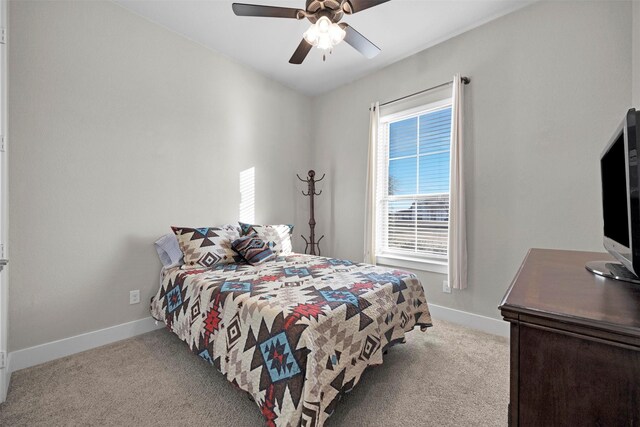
[150,254,432,426]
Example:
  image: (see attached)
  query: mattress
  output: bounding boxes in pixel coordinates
[150,253,432,426]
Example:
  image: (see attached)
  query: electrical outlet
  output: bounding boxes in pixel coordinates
[0,351,5,369]
[442,280,451,294]
[129,290,140,305]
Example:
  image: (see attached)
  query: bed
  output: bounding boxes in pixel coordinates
[150,252,432,426]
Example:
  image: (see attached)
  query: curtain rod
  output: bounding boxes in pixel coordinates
[371,76,470,111]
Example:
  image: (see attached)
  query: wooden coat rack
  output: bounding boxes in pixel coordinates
[297,170,325,256]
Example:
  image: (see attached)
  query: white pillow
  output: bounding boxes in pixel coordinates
[154,233,183,268]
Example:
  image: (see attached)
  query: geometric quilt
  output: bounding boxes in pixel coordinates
[151,253,432,426]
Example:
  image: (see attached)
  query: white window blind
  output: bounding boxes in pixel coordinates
[376,100,452,262]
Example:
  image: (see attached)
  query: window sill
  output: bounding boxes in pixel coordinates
[376,254,448,275]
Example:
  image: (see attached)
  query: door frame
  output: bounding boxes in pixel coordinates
[0,0,9,403]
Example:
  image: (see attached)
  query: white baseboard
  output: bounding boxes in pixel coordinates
[4,308,508,373]
[428,304,510,338]
[0,307,506,402]
[7,316,164,375]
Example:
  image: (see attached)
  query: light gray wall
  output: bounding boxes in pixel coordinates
[311,1,632,319]
[634,0,640,107]
[8,0,635,351]
[8,0,311,351]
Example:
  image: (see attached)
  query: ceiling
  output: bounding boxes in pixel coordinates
[114,0,534,96]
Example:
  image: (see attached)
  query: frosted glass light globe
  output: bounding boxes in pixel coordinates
[302,16,347,53]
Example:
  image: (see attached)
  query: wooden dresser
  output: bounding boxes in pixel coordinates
[499,249,640,426]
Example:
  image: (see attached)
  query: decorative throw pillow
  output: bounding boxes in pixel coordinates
[232,234,276,266]
[172,225,241,269]
[220,223,241,236]
[239,222,294,255]
[154,233,183,268]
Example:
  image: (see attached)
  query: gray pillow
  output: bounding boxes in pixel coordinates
[154,233,183,268]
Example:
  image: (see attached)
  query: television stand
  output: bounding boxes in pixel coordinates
[585,260,640,284]
[500,249,640,426]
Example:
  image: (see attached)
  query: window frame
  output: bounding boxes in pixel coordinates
[375,98,452,273]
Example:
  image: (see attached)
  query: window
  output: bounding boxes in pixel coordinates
[376,99,452,267]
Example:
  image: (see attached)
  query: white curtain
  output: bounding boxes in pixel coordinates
[363,102,379,264]
[448,74,467,289]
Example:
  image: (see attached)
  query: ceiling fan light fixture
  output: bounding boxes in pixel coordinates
[303,16,346,51]
[231,1,385,64]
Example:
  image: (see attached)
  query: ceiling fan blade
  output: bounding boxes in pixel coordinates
[232,3,303,19]
[289,39,313,64]
[342,0,390,14]
[340,23,381,59]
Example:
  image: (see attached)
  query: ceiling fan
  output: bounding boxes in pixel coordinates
[232,0,390,64]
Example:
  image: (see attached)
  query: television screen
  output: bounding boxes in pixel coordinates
[602,132,630,248]
[589,108,640,280]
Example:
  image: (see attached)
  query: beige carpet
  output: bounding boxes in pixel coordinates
[0,320,509,426]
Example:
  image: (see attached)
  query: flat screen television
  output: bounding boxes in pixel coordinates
[588,108,640,282]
